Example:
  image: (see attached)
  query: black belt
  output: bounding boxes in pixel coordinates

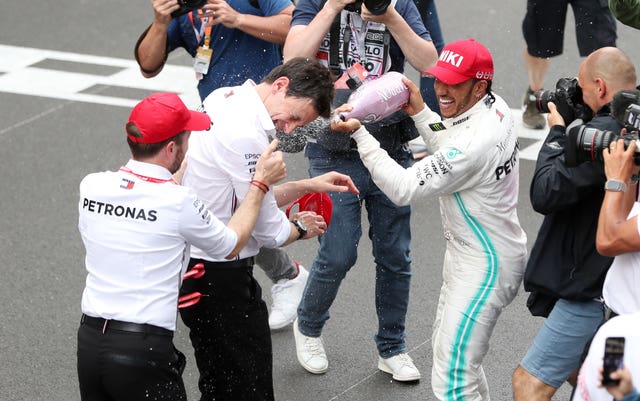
[196,256,254,269]
[81,314,173,337]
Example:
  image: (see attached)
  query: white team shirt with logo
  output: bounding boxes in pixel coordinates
[183,80,292,261]
[78,159,238,331]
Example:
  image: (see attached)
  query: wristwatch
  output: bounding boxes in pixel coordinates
[292,219,307,240]
[604,179,627,193]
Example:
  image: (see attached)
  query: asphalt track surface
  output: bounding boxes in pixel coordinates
[1,1,639,400]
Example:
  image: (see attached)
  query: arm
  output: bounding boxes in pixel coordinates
[596,137,640,256]
[343,123,475,206]
[203,0,294,45]
[225,140,286,258]
[360,2,437,72]
[179,140,286,259]
[135,0,179,77]
[273,172,359,207]
[282,0,353,60]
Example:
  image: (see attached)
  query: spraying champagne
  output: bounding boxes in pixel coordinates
[338,72,410,123]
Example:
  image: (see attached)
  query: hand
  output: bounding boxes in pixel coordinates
[202,0,243,29]
[546,102,565,127]
[603,135,640,182]
[292,211,327,238]
[599,366,635,400]
[360,2,397,23]
[402,77,425,116]
[254,139,286,186]
[306,171,360,195]
[330,104,362,133]
[324,0,357,13]
[152,0,179,25]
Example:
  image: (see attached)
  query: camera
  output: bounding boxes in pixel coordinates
[344,0,392,15]
[565,103,640,167]
[532,77,593,123]
[171,0,207,18]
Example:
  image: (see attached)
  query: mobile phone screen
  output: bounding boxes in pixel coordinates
[602,336,625,386]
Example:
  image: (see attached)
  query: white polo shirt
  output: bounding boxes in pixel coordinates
[183,80,292,261]
[603,202,640,315]
[78,159,238,331]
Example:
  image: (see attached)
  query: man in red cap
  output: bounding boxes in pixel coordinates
[76,92,287,401]
[333,38,528,400]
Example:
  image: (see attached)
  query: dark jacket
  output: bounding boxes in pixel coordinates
[524,104,619,315]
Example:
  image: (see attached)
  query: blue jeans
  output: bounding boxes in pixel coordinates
[416,0,445,114]
[297,150,413,357]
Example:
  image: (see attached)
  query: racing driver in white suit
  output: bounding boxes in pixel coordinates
[333,39,527,401]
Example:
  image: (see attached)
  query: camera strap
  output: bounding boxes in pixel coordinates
[328,14,341,77]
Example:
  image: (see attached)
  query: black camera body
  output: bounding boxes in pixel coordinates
[171,0,207,18]
[533,77,594,123]
[344,0,392,15]
[565,103,640,166]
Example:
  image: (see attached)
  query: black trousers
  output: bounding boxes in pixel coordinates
[77,318,186,401]
[179,257,274,401]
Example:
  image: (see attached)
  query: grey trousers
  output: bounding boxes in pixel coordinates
[256,247,298,283]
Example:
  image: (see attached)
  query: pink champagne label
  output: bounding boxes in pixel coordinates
[339,71,410,123]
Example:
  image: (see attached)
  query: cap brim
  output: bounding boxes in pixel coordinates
[421,65,469,86]
[185,110,211,131]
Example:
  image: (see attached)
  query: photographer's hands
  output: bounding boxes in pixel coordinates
[546,102,566,128]
[603,135,640,183]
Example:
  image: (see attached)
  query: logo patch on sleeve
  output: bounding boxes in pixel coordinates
[429,122,446,131]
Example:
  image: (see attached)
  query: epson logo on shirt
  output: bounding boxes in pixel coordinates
[82,198,157,221]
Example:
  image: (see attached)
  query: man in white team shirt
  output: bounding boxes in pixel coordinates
[596,135,640,316]
[179,57,359,401]
[76,92,286,401]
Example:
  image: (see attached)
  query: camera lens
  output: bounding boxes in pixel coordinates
[533,90,556,114]
[566,125,617,166]
[363,0,391,15]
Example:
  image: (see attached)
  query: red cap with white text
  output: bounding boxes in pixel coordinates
[127,92,211,144]
[422,39,494,85]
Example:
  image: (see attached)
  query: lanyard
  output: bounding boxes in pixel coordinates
[119,166,177,184]
[344,14,385,77]
[188,10,213,49]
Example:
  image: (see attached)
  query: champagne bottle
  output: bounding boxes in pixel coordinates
[338,71,410,123]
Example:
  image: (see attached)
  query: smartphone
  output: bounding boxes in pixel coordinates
[602,336,625,386]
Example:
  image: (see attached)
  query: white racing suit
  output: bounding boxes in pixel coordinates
[351,94,527,401]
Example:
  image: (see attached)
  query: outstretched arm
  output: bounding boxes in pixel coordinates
[273,172,359,207]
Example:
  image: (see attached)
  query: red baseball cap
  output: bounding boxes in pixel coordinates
[422,39,494,85]
[127,92,211,144]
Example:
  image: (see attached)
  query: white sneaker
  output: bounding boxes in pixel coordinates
[293,319,328,374]
[378,353,421,382]
[269,264,309,330]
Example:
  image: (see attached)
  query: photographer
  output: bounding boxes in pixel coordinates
[596,132,640,316]
[512,47,637,401]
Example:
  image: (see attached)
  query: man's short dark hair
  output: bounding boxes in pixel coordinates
[262,57,335,119]
[126,122,187,159]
